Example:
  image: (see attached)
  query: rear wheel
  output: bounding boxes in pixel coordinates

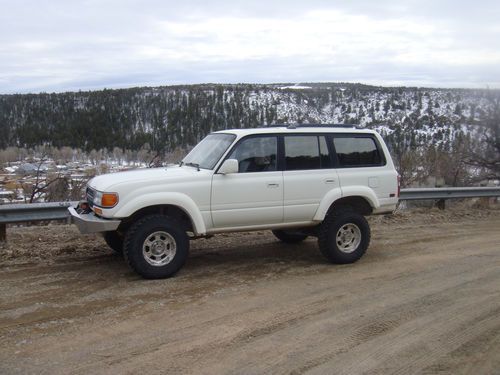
[318,208,370,264]
[272,229,308,243]
[123,215,189,279]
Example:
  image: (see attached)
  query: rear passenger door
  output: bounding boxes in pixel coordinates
[282,135,340,222]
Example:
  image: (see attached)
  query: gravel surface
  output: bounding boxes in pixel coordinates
[0,207,499,374]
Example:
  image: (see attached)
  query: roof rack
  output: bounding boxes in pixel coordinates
[264,124,361,129]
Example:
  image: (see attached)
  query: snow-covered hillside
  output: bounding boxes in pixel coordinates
[0,83,496,155]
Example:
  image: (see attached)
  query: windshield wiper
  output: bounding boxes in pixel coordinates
[184,162,200,171]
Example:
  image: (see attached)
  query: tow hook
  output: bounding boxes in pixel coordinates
[76,201,92,214]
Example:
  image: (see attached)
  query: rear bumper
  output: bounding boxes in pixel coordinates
[372,203,398,215]
[68,206,121,234]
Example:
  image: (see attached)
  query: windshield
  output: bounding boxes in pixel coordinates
[182,133,236,170]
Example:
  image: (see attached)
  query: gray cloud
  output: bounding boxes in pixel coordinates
[0,0,499,93]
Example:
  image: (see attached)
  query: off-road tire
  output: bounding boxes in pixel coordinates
[123,215,189,279]
[103,231,124,255]
[318,208,371,264]
[272,230,308,243]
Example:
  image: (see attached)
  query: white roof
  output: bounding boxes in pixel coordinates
[214,126,378,137]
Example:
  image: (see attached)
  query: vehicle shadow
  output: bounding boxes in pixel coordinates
[185,238,327,274]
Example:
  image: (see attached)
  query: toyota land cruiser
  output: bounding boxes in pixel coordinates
[69,125,399,278]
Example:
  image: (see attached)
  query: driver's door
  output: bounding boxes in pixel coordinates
[211,135,283,228]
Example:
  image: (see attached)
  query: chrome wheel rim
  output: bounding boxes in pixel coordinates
[142,231,177,266]
[336,223,361,253]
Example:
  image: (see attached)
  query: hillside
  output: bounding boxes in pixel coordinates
[0,83,496,155]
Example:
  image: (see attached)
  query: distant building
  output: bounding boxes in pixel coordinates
[0,190,15,203]
[17,163,48,175]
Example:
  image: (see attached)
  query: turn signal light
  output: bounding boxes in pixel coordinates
[101,193,119,207]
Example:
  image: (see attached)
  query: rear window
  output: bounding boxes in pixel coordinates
[333,136,383,167]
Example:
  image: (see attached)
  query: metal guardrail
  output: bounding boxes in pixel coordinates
[0,201,77,241]
[0,187,499,241]
[0,201,77,224]
[399,187,500,200]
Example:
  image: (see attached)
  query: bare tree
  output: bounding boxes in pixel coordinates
[393,148,427,188]
[0,147,19,165]
[148,150,164,168]
[467,93,500,181]
[124,149,137,166]
[68,177,88,201]
[89,149,98,165]
[21,156,64,203]
[165,146,187,164]
[99,163,109,175]
[137,143,152,165]
[60,146,74,163]
[425,136,474,187]
[45,176,70,202]
[113,147,123,165]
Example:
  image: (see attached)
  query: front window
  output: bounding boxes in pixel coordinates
[182,133,236,169]
[227,136,277,173]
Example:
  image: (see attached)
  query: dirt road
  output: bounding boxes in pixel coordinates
[1,208,499,374]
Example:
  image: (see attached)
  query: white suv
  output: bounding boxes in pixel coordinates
[69,125,399,278]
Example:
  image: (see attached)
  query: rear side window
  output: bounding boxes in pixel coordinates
[333,136,383,167]
[284,135,331,170]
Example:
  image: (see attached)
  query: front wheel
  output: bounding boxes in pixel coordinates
[123,215,189,279]
[103,231,124,255]
[318,209,371,264]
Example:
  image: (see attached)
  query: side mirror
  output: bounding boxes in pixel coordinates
[218,159,239,174]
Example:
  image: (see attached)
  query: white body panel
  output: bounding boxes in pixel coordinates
[211,171,283,227]
[283,169,340,222]
[83,127,399,236]
[89,166,213,234]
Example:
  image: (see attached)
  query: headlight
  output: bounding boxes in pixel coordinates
[93,191,119,208]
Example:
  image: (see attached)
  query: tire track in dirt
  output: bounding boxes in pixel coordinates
[299,274,500,374]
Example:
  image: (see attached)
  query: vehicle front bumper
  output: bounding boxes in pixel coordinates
[68,206,121,234]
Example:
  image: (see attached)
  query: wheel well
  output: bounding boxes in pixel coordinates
[328,196,373,216]
[118,205,194,234]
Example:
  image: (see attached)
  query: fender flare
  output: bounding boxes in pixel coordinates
[113,192,207,235]
[313,186,380,221]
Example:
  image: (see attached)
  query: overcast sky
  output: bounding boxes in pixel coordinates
[1,0,499,93]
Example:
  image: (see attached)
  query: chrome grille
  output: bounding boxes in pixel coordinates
[86,187,95,207]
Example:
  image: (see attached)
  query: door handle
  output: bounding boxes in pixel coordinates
[267,183,279,188]
[325,179,336,184]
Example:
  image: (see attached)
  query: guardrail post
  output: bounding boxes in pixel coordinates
[436,199,446,210]
[0,223,6,242]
